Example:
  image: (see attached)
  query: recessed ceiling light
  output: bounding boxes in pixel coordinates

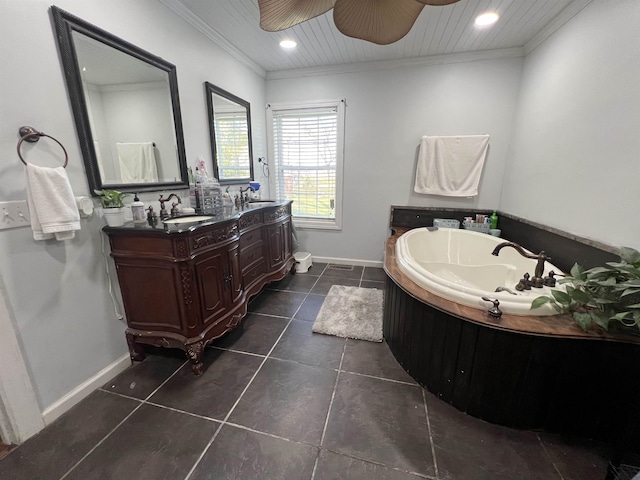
[279,39,297,49]
[475,12,499,27]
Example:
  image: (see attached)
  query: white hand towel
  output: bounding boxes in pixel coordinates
[26,164,80,241]
[116,142,158,183]
[414,134,490,197]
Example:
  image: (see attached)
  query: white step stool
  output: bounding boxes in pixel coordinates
[293,251,312,273]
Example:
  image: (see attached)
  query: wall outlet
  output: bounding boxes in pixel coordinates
[0,201,30,230]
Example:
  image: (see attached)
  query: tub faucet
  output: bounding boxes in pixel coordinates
[491,242,550,288]
[159,193,182,219]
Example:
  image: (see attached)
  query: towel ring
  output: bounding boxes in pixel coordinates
[17,126,69,168]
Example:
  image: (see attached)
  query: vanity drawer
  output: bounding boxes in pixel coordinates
[240,243,264,270]
[242,260,266,288]
[240,228,263,250]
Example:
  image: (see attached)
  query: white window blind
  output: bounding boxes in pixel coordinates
[267,100,345,230]
[214,111,251,179]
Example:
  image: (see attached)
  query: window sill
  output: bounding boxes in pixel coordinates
[293,218,342,231]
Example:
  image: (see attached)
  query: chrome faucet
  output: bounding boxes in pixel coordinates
[158,193,182,218]
[491,242,550,288]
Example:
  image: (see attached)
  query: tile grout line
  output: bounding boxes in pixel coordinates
[183,275,320,480]
[336,368,419,387]
[310,338,348,480]
[57,403,146,480]
[422,388,440,480]
[234,310,292,320]
[207,345,267,358]
[97,388,146,403]
[536,433,566,480]
[320,447,438,480]
[58,359,189,480]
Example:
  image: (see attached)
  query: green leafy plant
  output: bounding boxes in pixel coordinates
[96,189,129,208]
[531,247,640,332]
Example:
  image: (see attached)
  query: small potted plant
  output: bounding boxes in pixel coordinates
[97,189,129,227]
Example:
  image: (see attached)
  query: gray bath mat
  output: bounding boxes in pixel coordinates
[312,285,384,342]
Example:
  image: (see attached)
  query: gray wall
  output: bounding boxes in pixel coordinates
[266,57,524,262]
[266,0,640,259]
[502,0,640,251]
[0,0,267,410]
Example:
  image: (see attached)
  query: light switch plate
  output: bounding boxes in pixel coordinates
[0,201,31,230]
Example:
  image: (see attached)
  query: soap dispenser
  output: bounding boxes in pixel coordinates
[131,193,146,224]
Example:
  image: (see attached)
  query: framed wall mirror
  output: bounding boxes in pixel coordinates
[205,82,254,184]
[51,6,188,195]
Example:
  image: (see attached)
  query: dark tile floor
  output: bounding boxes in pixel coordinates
[0,263,612,480]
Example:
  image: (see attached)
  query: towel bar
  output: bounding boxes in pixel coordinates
[17,126,69,168]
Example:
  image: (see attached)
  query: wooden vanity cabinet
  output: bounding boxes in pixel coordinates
[105,201,294,374]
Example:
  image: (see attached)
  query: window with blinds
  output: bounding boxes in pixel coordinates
[213,111,251,180]
[267,100,345,230]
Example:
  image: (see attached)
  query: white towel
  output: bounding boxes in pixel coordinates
[26,164,80,241]
[414,134,490,197]
[116,142,158,183]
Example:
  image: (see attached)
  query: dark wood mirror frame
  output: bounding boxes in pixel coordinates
[205,82,254,185]
[51,6,189,195]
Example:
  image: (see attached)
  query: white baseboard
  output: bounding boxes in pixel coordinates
[42,354,131,426]
[311,256,384,268]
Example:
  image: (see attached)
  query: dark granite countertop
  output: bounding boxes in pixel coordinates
[102,200,291,235]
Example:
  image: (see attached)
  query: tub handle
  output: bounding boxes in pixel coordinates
[481,297,503,319]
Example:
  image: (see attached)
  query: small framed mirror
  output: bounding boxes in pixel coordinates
[51,7,188,194]
[205,83,254,184]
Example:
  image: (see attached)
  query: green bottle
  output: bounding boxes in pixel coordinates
[490,210,498,229]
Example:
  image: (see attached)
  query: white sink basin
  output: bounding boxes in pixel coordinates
[163,215,215,225]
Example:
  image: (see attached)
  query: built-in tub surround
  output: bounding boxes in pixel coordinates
[384,209,640,442]
[384,228,640,442]
[396,227,563,315]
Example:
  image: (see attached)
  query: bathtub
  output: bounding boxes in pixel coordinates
[395,227,564,315]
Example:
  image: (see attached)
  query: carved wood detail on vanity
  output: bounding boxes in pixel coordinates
[179,263,194,309]
[192,224,238,250]
[175,239,188,258]
[265,206,288,222]
[239,212,262,231]
[104,201,294,375]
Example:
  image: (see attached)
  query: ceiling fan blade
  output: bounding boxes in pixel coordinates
[333,0,425,45]
[415,0,461,5]
[258,0,335,32]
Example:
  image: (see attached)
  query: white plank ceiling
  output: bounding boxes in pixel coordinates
[163,0,589,75]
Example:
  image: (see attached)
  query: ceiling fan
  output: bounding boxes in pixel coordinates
[258,0,462,45]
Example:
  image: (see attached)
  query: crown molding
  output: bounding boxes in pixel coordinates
[158,0,267,79]
[524,0,594,54]
[266,47,525,81]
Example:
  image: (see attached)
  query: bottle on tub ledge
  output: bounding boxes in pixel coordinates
[489,210,501,237]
